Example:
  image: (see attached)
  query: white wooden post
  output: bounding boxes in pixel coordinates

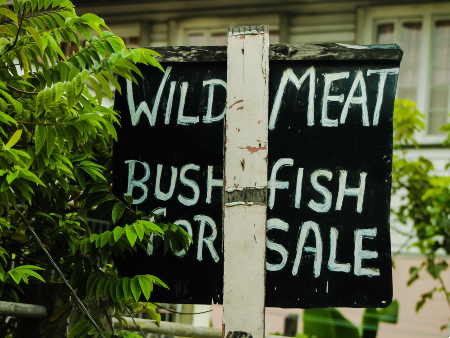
[223,26,269,338]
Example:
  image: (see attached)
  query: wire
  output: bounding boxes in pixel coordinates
[151,302,213,315]
[17,210,105,338]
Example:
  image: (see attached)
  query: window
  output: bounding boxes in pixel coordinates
[123,37,141,48]
[359,4,450,139]
[429,20,450,134]
[375,22,422,104]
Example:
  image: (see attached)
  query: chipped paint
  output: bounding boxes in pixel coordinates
[223,25,268,338]
[242,145,268,154]
[229,100,243,109]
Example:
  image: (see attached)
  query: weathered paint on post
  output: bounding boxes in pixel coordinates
[223,26,269,338]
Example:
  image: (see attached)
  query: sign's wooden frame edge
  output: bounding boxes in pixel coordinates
[146,43,403,63]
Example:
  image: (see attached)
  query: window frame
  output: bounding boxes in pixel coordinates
[358,4,450,144]
[185,28,228,46]
[428,15,450,137]
[168,15,280,47]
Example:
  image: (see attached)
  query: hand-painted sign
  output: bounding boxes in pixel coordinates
[113,44,402,308]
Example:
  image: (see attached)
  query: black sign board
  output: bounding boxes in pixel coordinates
[113,44,402,308]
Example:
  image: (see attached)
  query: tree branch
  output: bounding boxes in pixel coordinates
[4,8,25,55]
[0,8,68,26]
[100,298,115,333]
[438,275,450,311]
[16,209,106,338]
[4,245,42,265]
[5,83,39,95]
[123,303,145,337]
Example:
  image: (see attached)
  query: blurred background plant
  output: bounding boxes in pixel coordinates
[0,0,191,337]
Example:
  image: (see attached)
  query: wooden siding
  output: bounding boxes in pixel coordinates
[289,13,356,44]
[148,22,168,47]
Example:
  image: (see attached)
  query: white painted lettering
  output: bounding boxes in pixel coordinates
[292,221,323,277]
[354,228,379,276]
[308,169,333,213]
[341,71,369,126]
[322,72,349,127]
[178,164,200,206]
[266,218,289,272]
[194,215,219,263]
[294,168,304,209]
[146,207,166,256]
[177,82,199,125]
[127,66,172,126]
[268,158,294,209]
[203,79,227,123]
[155,164,178,201]
[328,227,351,272]
[335,171,367,213]
[269,67,316,130]
[367,68,399,126]
[164,81,176,124]
[172,219,193,258]
[125,160,150,205]
[206,165,223,204]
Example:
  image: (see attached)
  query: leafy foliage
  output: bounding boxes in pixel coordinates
[302,301,399,338]
[0,0,191,337]
[391,99,450,328]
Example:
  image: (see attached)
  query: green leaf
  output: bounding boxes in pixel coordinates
[100,245,110,264]
[49,300,72,322]
[63,233,76,255]
[46,125,56,155]
[116,278,124,303]
[113,226,124,242]
[81,238,90,253]
[125,225,137,247]
[25,26,44,55]
[80,13,106,25]
[8,270,21,284]
[0,111,17,126]
[35,124,46,155]
[131,49,141,63]
[362,308,379,338]
[0,8,18,25]
[112,201,126,224]
[69,263,83,287]
[122,276,131,300]
[96,277,106,299]
[96,73,112,101]
[103,279,112,299]
[90,276,101,299]
[130,277,141,302]
[0,26,14,36]
[123,333,143,338]
[88,77,102,104]
[101,71,121,94]
[304,308,359,338]
[85,273,97,294]
[133,222,145,241]
[378,300,399,324]
[5,129,22,148]
[101,231,110,248]
[68,320,88,338]
[150,275,169,289]
[109,279,118,303]
[123,194,133,206]
[138,275,151,300]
